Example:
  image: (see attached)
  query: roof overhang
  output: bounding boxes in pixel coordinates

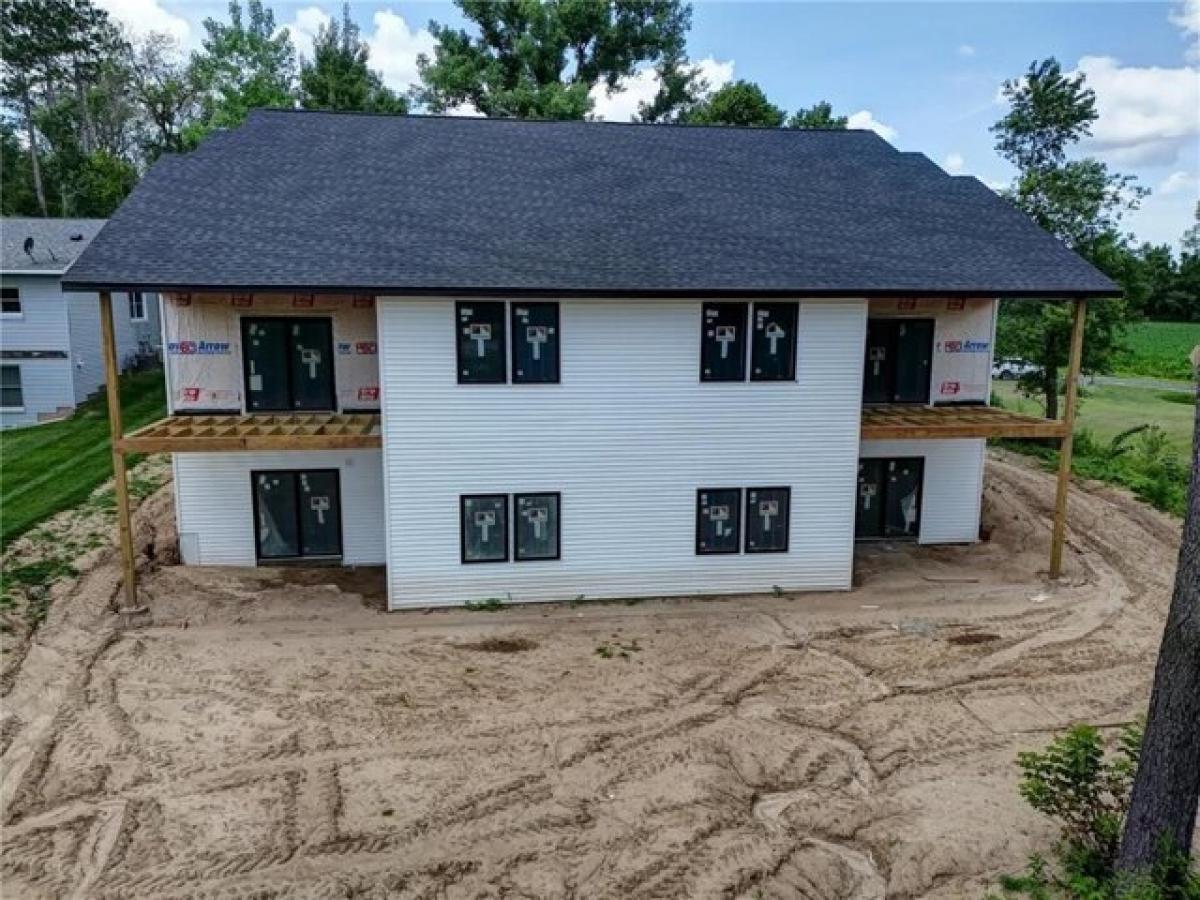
[59,281,1123,299]
[3,269,66,277]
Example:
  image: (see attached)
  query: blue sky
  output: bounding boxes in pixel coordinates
[104,1,1200,247]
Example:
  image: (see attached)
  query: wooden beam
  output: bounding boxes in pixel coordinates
[1049,297,1088,578]
[100,291,138,609]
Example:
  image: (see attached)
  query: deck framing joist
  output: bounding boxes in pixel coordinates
[117,412,382,453]
[860,405,1068,440]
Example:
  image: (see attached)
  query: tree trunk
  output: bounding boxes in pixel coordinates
[1043,361,1059,421]
[22,92,49,217]
[1117,375,1200,872]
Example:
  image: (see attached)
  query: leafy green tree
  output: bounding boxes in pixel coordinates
[299,4,406,114]
[0,0,123,214]
[0,122,41,214]
[418,0,691,119]
[681,79,785,127]
[992,58,1145,418]
[127,33,204,158]
[786,100,847,129]
[635,49,701,123]
[187,0,296,144]
[1183,202,1200,257]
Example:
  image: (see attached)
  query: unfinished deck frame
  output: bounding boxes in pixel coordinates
[98,293,1091,603]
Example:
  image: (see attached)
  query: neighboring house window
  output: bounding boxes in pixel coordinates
[0,365,23,408]
[745,487,790,553]
[1,287,21,316]
[128,292,147,322]
[456,302,507,384]
[700,303,748,382]
[461,494,508,563]
[696,488,741,555]
[751,303,798,381]
[514,493,560,560]
[511,304,560,384]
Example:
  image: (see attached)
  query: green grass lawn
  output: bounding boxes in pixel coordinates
[0,369,166,548]
[1113,320,1200,381]
[993,380,1194,456]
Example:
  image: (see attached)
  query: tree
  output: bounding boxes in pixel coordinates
[1117,373,1200,876]
[1183,202,1200,257]
[127,33,204,158]
[0,0,123,214]
[299,4,406,114]
[992,58,1145,418]
[787,100,847,129]
[187,0,296,144]
[417,0,691,119]
[681,79,785,127]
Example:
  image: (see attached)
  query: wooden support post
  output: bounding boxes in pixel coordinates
[1049,297,1088,579]
[100,291,138,608]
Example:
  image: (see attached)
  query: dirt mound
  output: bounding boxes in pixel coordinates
[0,450,1185,898]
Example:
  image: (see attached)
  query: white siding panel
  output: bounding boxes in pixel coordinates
[379,298,867,608]
[66,290,145,403]
[858,438,985,544]
[0,275,70,352]
[0,358,74,427]
[173,450,385,565]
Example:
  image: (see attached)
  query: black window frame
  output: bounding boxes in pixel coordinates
[513,491,562,561]
[750,302,799,382]
[511,302,561,384]
[0,364,23,408]
[249,468,344,562]
[460,493,510,564]
[1,286,21,315]
[456,301,508,385]
[695,487,743,555]
[854,456,925,541]
[240,316,338,413]
[700,302,749,382]
[744,486,791,554]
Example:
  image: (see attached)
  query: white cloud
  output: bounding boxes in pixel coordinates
[847,110,898,142]
[445,100,485,118]
[589,56,735,122]
[1073,55,1200,166]
[943,152,966,175]
[366,9,437,93]
[986,179,1009,193]
[1171,0,1200,60]
[96,0,191,45]
[957,44,976,58]
[1159,169,1199,196]
[283,6,331,63]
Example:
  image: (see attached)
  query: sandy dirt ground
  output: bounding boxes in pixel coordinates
[0,451,1186,899]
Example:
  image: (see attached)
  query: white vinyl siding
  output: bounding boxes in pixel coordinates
[0,359,74,427]
[858,438,985,544]
[66,290,152,404]
[0,275,70,351]
[378,297,868,609]
[173,450,385,565]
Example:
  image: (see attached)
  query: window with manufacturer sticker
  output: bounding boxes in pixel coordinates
[700,303,747,381]
[456,302,506,384]
[515,493,560,560]
[751,303,798,381]
[745,487,790,552]
[461,494,508,562]
[512,303,559,383]
[696,488,741,555]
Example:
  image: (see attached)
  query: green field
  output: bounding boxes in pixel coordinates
[1113,320,1200,381]
[0,370,166,548]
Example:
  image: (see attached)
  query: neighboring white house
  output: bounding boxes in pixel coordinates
[1,218,161,428]
[63,112,1118,608]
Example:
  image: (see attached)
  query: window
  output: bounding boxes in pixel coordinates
[128,292,147,322]
[855,458,924,540]
[511,303,560,383]
[0,365,22,408]
[461,494,509,563]
[751,303,798,381]
[745,487,790,553]
[252,470,342,560]
[700,303,748,382]
[515,493,560,560]
[242,318,336,412]
[1,287,21,316]
[862,319,934,404]
[696,488,741,555]
[457,302,507,384]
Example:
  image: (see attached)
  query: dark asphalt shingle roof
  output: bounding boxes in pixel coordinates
[63,110,1118,297]
[3,218,106,274]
